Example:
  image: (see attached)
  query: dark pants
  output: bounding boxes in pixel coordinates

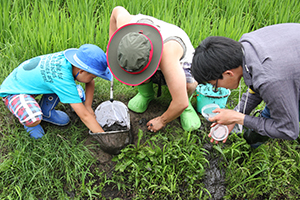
[261,106,271,119]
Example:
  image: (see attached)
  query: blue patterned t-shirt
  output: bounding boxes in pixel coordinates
[0,51,81,104]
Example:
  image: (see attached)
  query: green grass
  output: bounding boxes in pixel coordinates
[1,0,300,199]
[0,124,105,199]
[109,129,209,199]
[222,136,300,199]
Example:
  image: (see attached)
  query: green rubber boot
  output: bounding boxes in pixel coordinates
[128,81,155,113]
[180,98,201,131]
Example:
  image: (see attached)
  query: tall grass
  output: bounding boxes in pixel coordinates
[1,0,300,199]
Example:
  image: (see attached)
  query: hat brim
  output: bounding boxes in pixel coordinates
[107,23,163,86]
[64,49,112,81]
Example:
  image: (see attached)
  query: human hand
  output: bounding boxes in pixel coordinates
[146,116,166,133]
[208,108,245,126]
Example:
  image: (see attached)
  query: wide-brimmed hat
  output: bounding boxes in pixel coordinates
[107,23,163,86]
[64,44,112,81]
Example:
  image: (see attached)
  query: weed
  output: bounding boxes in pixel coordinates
[110,128,209,199]
[1,0,300,199]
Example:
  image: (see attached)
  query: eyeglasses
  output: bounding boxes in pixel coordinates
[213,79,218,92]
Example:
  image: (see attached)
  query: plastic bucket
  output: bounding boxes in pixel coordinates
[196,84,231,113]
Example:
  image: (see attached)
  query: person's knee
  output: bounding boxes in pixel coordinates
[187,81,198,96]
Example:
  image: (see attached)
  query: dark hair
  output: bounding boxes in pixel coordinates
[191,36,243,84]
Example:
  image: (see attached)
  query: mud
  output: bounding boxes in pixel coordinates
[102,123,128,132]
[67,97,227,199]
[197,84,229,97]
[91,122,132,155]
[203,143,226,199]
[1,95,226,199]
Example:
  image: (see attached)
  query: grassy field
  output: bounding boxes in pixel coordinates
[1,0,300,199]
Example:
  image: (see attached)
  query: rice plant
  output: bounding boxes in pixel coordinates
[1,0,300,199]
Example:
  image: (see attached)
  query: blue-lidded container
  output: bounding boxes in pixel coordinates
[196,84,231,113]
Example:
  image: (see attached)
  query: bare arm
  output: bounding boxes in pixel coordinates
[70,102,104,133]
[146,41,189,132]
[109,6,133,39]
[84,80,95,116]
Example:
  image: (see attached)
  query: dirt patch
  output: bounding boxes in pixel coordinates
[79,98,226,199]
[0,93,226,199]
[202,143,227,199]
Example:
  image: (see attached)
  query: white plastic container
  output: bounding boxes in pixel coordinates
[201,103,220,121]
[210,124,229,141]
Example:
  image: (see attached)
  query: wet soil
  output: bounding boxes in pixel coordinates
[202,143,226,199]
[102,123,128,132]
[78,98,227,200]
[0,94,226,199]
